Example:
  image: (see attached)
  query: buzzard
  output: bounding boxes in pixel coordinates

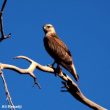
[43,24,79,81]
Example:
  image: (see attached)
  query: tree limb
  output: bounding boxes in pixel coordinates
[0,0,11,42]
[1,0,7,12]
[0,71,15,110]
[0,55,107,110]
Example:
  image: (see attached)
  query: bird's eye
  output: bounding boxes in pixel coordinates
[47,26,51,28]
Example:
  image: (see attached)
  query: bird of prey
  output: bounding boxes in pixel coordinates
[43,24,79,81]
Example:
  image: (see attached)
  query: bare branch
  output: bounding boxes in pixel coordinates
[1,0,7,12]
[0,71,15,110]
[0,59,41,89]
[15,56,54,73]
[0,0,11,42]
[0,56,107,110]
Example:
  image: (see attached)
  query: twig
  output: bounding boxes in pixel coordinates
[0,56,107,110]
[0,0,11,42]
[0,71,15,110]
[1,0,7,12]
[0,56,41,89]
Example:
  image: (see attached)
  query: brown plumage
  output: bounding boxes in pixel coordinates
[43,24,79,81]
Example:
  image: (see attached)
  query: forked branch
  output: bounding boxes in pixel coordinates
[0,56,107,110]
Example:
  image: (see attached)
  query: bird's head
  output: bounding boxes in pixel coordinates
[43,24,56,34]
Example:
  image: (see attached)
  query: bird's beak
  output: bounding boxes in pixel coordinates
[43,26,47,33]
[43,26,46,30]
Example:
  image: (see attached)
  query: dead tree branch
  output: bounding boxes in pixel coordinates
[1,0,7,12]
[0,71,15,110]
[0,0,11,42]
[0,55,107,110]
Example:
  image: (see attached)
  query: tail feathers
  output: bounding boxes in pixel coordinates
[69,64,79,81]
[61,62,79,81]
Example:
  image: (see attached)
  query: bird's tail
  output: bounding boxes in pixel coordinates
[69,64,79,81]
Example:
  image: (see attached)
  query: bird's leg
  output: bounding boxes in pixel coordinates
[54,64,62,76]
[47,62,61,76]
[47,62,62,76]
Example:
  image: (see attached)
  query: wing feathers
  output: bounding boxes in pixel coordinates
[44,34,79,81]
[44,35,72,65]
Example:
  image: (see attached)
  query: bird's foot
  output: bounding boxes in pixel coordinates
[47,61,56,68]
[56,65,62,75]
[47,64,59,76]
[47,64,57,76]
[53,65,62,77]
[47,64,53,68]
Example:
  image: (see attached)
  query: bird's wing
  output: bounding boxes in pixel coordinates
[44,34,79,81]
[54,36,72,56]
[44,35,72,65]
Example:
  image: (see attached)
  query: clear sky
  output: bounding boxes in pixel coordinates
[0,0,110,110]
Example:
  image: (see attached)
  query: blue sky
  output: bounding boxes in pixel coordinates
[0,0,110,109]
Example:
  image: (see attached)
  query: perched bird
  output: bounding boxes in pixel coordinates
[43,24,79,81]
